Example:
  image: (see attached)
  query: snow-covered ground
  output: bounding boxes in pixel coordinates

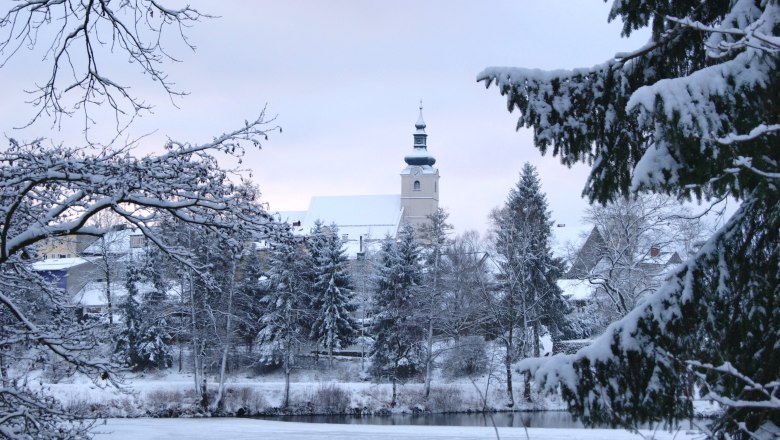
[33,351,716,440]
[93,418,703,440]
[43,356,570,417]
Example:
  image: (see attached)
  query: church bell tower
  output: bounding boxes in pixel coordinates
[400,103,440,227]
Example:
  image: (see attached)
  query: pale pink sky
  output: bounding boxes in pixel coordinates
[1,1,650,242]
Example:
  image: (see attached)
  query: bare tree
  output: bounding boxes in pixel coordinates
[572,194,704,323]
[0,1,283,435]
[0,121,277,437]
[418,208,453,399]
[82,211,128,327]
[1,0,209,131]
[440,230,491,340]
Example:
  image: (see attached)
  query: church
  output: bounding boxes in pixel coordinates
[277,106,440,258]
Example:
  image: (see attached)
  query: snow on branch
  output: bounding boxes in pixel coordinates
[686,361,780,411]
[662,1,780,58]
[712,124,780,146]
[728,156,780,180]
[0,113,279,263]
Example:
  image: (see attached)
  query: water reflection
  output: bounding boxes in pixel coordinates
[260,412,692,430]
[262,412,586,428]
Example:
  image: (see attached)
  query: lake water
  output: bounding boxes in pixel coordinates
[261,412,692,430]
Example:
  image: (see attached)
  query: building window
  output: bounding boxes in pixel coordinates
[130,235,144,248]
[342,234,349,242]
[413,180,421,191]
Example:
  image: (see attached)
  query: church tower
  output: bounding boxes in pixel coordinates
[400,104,440,227]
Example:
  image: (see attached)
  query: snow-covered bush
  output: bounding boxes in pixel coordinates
[441,337,489,380]
[311,384,353,414]
[425,387,464,413]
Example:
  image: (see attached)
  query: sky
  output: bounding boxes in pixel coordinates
[0,1,651,242]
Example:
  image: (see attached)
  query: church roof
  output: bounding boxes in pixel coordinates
[298,194,404,243]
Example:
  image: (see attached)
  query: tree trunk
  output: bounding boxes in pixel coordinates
[483,370,491,411]
[189,273,203,397]
[424,251,440,400]
[283,335,292,408]
[105,271,113,326]
[505,330,514,407]
[391,377,397,408]
[524,372,532,402]
[533,319,541,357]
[214,260,237,413]
[200,378,208,411]
[423,315,434,399]
[284,362,291,408]
[0,353,7,387]
[178,276,185,372]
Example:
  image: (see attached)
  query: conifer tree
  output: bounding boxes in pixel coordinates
[257,231,310,408]
[489,163,568,406]
[480,2,778,437]
[369,224,425,407]
[234,244,269,352]
[309,224,359,367]
[115,266,172,371]
[304,219,328,352]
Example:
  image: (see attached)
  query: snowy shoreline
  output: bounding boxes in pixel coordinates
[44,369,718,425]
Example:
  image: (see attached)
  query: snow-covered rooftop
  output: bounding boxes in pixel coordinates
[551,223,591,259]
[296,195,404,256]
[31,257,91,271]
[82,228,145,256]
[71,280,180,307]
[557,278,595,301]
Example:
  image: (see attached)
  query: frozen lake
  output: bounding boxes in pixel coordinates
[92,417,701,440]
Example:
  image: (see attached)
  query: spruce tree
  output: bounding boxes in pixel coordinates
[480,2,778,437]
[309,224,359,367]
[115,265,172,371]
[490,162,568,406]
[369,224,425,407]
[257,232,310,407]
[234,243,268,352]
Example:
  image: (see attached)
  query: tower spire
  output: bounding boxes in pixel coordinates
[406,103,435,166]
[416,100,425,129]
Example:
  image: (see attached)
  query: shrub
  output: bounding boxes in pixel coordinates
[441,336,488,379]
[224,386,268,416]
[427,386,463,413]
[312,384,352,414]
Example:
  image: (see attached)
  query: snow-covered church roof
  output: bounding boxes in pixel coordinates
[280,195,404,257]
[300,194,403,239]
